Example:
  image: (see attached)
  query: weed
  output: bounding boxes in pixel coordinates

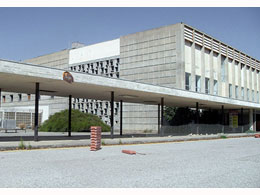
[119,139,122,145]
[220,135,227,139]
[28,142,32,150]
[18,137,26,150]
[101,140,105,145]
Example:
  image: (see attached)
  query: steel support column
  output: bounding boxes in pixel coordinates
[110,91,114,138]
[196,102,199,134]
[160,98,164,136]
[34,82,40,141]
[0,88,1,108]
[253,109,256,131]
[221,105,224,134]
[68,95,72,137]
[120,100,123,136]
[158,104,160,134]
[241,108,244,133]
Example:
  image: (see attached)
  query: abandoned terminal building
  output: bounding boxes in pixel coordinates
[1,23,260,134]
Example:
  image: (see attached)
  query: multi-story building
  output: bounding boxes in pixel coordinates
[1,23,260,132]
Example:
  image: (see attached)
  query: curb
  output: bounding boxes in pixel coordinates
[0,133,257,152]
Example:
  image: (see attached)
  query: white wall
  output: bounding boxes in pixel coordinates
[69,39,120,64]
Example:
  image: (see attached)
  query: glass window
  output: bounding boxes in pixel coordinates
[247,89,250,101]
[252,90,255,102]
[205,78,210,94]
[10,95,13,102]
[241,87,244,100]
[214,80,218,95]
[257,92,259,103]
[196,75,201,92]
[229,84,232,98]
[18,94,22,102]
[185,73,191,90]
[235,86,238,99]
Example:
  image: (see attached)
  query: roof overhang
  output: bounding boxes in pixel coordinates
[0,59,259,110]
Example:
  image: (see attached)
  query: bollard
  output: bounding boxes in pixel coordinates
[90,126,102,151]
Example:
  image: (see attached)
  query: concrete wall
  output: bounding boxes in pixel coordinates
[69,39,120,64]
[120,23,183,132]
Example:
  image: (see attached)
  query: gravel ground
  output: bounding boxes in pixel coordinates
[0,137,259,188]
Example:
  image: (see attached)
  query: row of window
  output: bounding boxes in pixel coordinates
[1,94,54,103]
[185,72,259,102]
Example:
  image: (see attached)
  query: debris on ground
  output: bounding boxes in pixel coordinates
[122,150,146,155]
[255,134,260,138]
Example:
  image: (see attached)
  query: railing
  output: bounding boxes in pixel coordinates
[161,124,251,136]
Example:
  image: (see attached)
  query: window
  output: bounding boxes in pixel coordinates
[213,80,218,95]
[241,87,244,100]
[235,86,238,99]
[27,94,31,101]
[229,84,232,98]
[18,94,22,102]
[205,78,210,94]
[247,89,250,101]
[2,96,6,103]
[252,90,255,102]
[185,73,191,90]
[196,75,201,92]
[10,95,13,102]
[257,92,259,103]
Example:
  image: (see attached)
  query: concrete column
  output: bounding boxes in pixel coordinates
[217,52,222,96]
[120,100,123,136]
[225,56,229,98]
[238,62,242,99]
[191,43,196,91]
[34,82,40,141]
[209,50,214,95]
[201,47,206,93]
[68,95,72,137]
[160,98,164,136]
[249,67,253,101]
[249,109,254,131]
[196,102,199,134]
[232,60,235,98]
[110,91,114,138]
[244,65,248,101]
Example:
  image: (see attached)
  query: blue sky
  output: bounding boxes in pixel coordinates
[0,7,259,61]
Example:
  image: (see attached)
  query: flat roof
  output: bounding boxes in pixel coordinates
[0,59,259,110]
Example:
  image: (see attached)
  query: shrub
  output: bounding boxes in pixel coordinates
[39,109,110,132]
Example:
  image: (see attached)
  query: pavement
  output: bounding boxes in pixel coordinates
[0,129,258,151]
[0,137,259,187]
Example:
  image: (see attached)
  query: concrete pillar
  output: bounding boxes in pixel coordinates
[191,42,196,92]
[201,47,205,93]
[238,62,242,99]
[209,50,214,95]
[34,82,40,141]
[160,98,164,136]
[110,91,114,138]
[196,102,199,134]
[68,95,72,137]
[120,100,123,136]
[232,59,235,98]
[249,109,254,131]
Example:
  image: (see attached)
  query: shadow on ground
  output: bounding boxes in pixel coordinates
[0,133,159,142]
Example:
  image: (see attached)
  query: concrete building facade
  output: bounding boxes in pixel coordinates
[1,23,260,133]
